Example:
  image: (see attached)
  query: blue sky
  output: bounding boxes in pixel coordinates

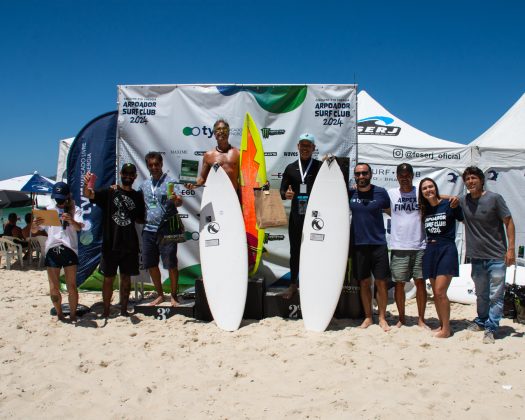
[1,0,524,180]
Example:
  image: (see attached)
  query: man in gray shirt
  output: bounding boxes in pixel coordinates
[460,166,515,344]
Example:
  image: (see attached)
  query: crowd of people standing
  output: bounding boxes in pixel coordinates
[28,119,515,343]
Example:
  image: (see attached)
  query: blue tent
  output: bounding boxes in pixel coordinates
[21,172,54,194]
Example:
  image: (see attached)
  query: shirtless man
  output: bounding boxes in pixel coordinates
[186,119,240,190]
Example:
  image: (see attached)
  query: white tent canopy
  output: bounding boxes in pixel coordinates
[356,90,471,195]
[357,90,471,169]
[471,92,525,170]
[470,92,525,256]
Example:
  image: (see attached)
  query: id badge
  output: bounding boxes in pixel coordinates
[300,183,307,194]
[297,195,308,215]
[149,200,158,209]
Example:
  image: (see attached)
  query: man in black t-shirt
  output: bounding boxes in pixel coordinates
[279,133,322,299]
[83,163,146,318]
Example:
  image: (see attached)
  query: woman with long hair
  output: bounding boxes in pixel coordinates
[418,178,463,338]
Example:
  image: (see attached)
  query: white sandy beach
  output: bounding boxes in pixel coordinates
[0,266,524,419]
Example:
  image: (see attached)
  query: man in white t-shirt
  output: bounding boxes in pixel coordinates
[387,163,428,328]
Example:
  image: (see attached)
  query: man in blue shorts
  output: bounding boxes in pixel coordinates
[84,163,146,317]
[140,152,184,306]
[461,166,515,344]
[350,163,391,331]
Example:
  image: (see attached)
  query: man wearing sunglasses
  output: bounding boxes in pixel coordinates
[84,163,146,318]
[187,118,240,190]
[349,163,391,331]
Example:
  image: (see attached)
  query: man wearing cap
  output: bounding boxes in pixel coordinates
[140,152,184,306]
[186,118,240,190]
[279,133,322,298]
[33,182,84,322]
[350,163,391,331]
[84,163,146,318]
[460,166,515,344]
[387,163,429,329]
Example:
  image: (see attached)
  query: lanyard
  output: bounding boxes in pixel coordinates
[298,159,313,184]
[150,173,166,199]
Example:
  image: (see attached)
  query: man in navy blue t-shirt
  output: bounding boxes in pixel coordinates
[349,163,391,331]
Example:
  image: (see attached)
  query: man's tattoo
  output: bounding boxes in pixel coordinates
[50,295,60,303]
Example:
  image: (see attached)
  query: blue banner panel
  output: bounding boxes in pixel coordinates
[67,111,117,286]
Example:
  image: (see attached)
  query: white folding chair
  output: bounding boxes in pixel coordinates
[0,238,24,269]
[28,237,46,268]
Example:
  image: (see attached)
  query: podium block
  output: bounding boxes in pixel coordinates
[264,288,302,319]
[194,277,266,322]
[134,302,195,320]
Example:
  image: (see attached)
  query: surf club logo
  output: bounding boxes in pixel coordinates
[358,116,401,136]
[261,128,286,139]
[207,222,220,234]
[487,170,499,181]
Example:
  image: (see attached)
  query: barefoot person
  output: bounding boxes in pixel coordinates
[140,152,184,306]
[279,133,321,298]
[349,163,391,331]
[32,182,84,322]
[418,178,463,338]
[460,166,515,344]
[387,163,428,328]
[186,118,240,190]
[83,163,145,317]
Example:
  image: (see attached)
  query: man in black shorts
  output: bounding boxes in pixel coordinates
[349,163,391,331]
[84,163,145,317]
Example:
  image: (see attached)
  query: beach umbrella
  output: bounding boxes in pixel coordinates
[20,172,54,194]
[0,190,31,209]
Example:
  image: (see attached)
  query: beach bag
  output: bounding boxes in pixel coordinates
[503,265,525,324]
[157,202,186,244]
[254,189,287,228]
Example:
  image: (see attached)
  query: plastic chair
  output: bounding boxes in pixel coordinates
[0,238,24,269]
[28,237,46,268]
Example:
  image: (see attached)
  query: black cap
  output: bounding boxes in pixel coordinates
[396,163,414,175]
[121,163,137,174]
[51,182,70,199]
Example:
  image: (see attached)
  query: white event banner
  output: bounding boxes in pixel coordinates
[116,84,357,287]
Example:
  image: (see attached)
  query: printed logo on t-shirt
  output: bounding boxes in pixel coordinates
[424,212,446,234]
[394,196,418,212]
[112,194,136,226]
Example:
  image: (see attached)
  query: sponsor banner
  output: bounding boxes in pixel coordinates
[117,85,357,283]
[67,111,117,286]
[370,165,464,194]
[359,144,471,168]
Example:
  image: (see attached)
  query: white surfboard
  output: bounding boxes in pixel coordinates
[448,264,477,304]
[447,264,525,305]
[199,165,248,331]
[299,158,350,332]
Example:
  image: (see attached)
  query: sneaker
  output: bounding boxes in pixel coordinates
[467,321,483,332]
[483,330,495,344]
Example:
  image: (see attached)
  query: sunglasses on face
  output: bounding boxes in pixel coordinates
[354,171,370,176]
